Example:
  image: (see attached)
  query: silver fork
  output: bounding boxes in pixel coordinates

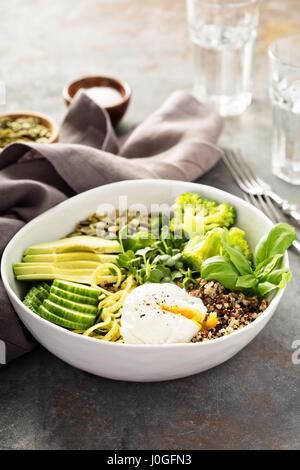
[223,148,300,227]
[222,148,300,255]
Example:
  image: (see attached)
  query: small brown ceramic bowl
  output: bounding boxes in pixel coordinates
[63,76,131,126]
[0,111,59,148]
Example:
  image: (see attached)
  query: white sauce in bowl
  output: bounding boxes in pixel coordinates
[82,86,123,107]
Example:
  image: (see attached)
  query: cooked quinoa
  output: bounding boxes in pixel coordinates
[186,279,268,342]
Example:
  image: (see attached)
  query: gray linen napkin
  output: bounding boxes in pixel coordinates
[0,90,223,364]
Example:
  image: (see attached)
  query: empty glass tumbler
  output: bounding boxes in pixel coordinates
[186,0,259,116]
[269,34,300,185]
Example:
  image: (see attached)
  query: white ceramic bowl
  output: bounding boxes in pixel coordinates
[1,180,287,382]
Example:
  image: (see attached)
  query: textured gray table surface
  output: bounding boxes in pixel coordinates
[0,0,299,450]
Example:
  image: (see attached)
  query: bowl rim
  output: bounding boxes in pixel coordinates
[0,110,59,144]
[1,179,287,350]
[62,75,131,110]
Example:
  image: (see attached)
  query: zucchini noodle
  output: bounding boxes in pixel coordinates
[91,262,122,289]
[73,274,136,343]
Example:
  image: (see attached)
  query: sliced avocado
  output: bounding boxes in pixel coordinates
[22,252,118,264]
[24,236,121,256]
[14,264,57,275]
[13,264,112,283]
[18,273,56,281]
[13,256,114,284]
[15,261,106,271]
[15,271,117,284]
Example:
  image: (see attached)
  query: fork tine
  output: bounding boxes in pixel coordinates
[236,149,262,188]
[222,149,250,193]
[262,195,282,223]
[222,149,243,187]
[235,149,282,223]
[225,149,275,221]
[232,149,277,222]
[244,192,281,232]
[242,193,252,204]
[231,149,262,194]
[236,148,274,194]
[257,194,277,222]
[228,148,300,254]
[243,191,260,210]
[244,192,276,223]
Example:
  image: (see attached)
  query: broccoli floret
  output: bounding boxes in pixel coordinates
[171,192,235,238]
[227,227,252,261]
[173,192,210,212]
[183,228,224,270]
[183,226,252,270]
[197,202,236,232]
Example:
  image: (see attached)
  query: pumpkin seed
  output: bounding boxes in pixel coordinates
[0,116,51,147]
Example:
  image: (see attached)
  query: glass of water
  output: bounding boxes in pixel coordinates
[186,0,259,116]
[269,34,300,185]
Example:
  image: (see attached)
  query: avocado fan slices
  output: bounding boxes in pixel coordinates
[13,235,121,284]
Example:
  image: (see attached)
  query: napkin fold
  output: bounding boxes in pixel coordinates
[0,90,223,364]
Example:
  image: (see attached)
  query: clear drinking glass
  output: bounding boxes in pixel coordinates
[269,34,300,185]
[186,0,259,116]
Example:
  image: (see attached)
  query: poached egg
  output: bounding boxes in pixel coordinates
[120,283,207,344]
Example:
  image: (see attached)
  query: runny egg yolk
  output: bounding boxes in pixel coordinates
[159,304,218,330]
[203,313,219,330]
[159,304,204,328]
